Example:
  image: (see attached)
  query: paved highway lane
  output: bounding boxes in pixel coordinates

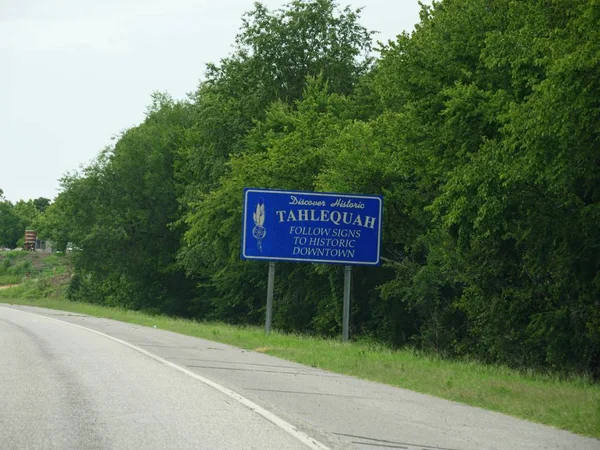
[0,306,315,450]
[1,305,599,450]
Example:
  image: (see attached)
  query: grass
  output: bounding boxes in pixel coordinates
[0,274,22,285]
[0,250,70,279]
[0,250,71,297]
[1,294,598,439]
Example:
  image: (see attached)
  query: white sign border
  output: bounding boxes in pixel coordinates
[242,188,383,266]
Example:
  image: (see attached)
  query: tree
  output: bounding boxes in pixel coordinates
[45,94,197,315]
[178,0,377,327]
[181,79,356,327]
[13,200,40,224]
[33,197,51,214]
[432,0,600,372]
[369,0,599,372]
[230,0,372,105]
[0,200,25,248]
[1,193,52,248]
[180,0,374,204]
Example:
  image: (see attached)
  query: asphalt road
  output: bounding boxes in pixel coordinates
[1,305,598,450]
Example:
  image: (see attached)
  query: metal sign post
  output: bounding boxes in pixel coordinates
[265,261,275,334]
[342,265,352,342]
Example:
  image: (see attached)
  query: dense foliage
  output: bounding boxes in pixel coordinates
[32,0,599,375]
[0,189,50,248]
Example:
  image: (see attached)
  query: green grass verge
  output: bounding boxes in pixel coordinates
[1,295,598,439]
[0,250,71,298]
[0,251,70,280]
[0,274,22,285]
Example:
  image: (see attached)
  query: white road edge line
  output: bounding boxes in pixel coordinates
[4,306,331,450]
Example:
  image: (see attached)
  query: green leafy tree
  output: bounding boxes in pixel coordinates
[180,0,373,205]
[33,197,51,214]
[13,200,40,224]
[0,198,25,248]
[368,0,599,372]
[46,94,197,314]
[181,79,355,327]
[178,0,377,327]
[230,0,372,105]
[432,0,600,371]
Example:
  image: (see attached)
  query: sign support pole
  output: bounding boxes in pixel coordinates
[265,261,275,334]
[342,265,352,342]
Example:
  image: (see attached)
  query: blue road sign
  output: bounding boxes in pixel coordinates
[242,188,383,265]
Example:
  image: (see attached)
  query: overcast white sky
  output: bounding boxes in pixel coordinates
[1,0,427,203]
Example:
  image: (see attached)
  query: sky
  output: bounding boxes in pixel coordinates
[1,0,427,203]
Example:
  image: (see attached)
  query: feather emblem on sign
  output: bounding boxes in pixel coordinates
[252,198,266,252]
[253,201,265,227]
